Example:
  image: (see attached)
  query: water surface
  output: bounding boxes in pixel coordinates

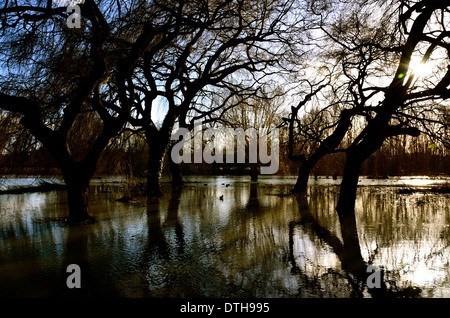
[0,176,449,297]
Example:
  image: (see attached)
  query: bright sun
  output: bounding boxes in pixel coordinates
[411,61,428,77]
[409,53,433,78]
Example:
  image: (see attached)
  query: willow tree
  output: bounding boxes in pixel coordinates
[288,0,450,202]
[118,0,310,197]
[0,1,158,224]
[327,0,450,221]
[219,87,285,180]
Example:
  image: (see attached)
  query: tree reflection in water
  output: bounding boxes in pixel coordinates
[288,185,450,297]
[0,178,449,297]
[289,192,419,297]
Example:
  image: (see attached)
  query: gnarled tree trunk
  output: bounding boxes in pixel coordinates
[145,126,173,198]
[336,153,362,220]
[65,180,92,225]
[59,161,96,225]
[291,109,353,194]
[168,141,184,187]
[146,148,166,197]
[292,158,316,194]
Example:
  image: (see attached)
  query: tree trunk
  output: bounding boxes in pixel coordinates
[336,153,361,220]
[249,163,259,181]
[66,184,92,225]
[290,109,353,195]
[147,152,164,197]
[333,152,368,285]
[61,165,95,225]
[169,158,183,186]
[146,132,170,198]
[292,160,314,194]
[145,117,177,198]
[168,142,183,187]
[336,124,387,218]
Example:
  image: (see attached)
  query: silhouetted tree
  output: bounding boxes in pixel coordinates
[318,0,450,220]
[0,1,150,224]
[120,0,309,197]
[288,0,450,203]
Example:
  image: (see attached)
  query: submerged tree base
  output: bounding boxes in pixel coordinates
[146,189,164,198]
[291,186,307,195]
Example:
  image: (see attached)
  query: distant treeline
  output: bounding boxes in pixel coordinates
[1,130,448,178]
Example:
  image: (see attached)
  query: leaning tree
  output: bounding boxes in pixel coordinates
[284,0,450,282]
[287,0,450,202]
[330,0,450,221]
[0,0,169,224]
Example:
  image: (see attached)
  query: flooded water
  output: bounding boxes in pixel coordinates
[0,176,449,298]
